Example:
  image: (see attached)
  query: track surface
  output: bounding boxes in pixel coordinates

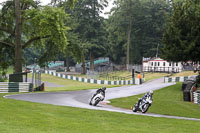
[5,78,200,121]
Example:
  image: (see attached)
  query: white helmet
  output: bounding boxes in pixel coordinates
[149,90,153,95]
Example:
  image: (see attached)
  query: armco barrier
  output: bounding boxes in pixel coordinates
[45,70,139,85]
[0,82,33,93]
[164,76,196,83]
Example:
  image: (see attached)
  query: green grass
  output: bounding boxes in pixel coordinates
[171,71,196,77]
[0,93,200,133]
[110,83,200,119]
[40,74,120,91]
[7,66,14,74]
[143,72,170,81]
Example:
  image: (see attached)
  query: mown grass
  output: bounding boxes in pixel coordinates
[41,74,120,91]
[143,72,170,81]
[0,93,200,133]
[110,83,200,119]
[171,71,196,77]
[57,71,171,81]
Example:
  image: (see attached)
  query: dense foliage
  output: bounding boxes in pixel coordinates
[1,0,199,74]
[161,0,200,62]
[0,0,74,73]
[106,0,170,64]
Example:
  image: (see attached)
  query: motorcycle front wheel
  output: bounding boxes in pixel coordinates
[94,98,100,106]
[141,104,150,113]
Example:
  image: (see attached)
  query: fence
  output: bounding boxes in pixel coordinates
[87,70,98,80]
[164,76,196,83]
[99,72,132,81]
[143,67,181,73]
[31,70,43,91]
[45,70,141,85]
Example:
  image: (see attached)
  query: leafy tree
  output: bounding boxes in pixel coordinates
[0,0,75,74]
[106,0,170,65]
[161,0,200,62]
[71,0,108,71]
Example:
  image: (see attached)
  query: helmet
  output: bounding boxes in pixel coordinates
[102,87,106,91]
[149,90,153,95]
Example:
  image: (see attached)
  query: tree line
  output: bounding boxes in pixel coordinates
[0,0,199,77]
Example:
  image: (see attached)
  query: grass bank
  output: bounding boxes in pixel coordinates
[110,83,200,119]
[41,74,120,91]
[0,93,200,133]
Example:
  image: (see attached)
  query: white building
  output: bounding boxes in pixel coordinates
[142,57,183,73]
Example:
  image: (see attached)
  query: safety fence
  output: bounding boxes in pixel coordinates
[0,82,33,93]
[164,76,196,83]
[194,91,200,104]
[45,70,141,85]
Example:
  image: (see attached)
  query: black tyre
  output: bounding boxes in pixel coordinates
[94,98,100,106]
[182,80,195,91]
[183,82,196,101]
[141,104,150,113]
[132,105,137,112]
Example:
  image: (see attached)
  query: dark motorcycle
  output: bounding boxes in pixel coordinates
[132,94,153,113]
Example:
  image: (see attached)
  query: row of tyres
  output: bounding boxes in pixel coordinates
[182,76,200,102]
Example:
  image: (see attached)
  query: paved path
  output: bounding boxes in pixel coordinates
[4,78,200,121]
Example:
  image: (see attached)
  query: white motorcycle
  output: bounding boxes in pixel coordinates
[132,95,153,113]
[89,91,105,106]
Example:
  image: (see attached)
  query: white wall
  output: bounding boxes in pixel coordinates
[143,58,182,72]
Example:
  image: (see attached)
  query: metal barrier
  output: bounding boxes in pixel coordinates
[0,82,33,93]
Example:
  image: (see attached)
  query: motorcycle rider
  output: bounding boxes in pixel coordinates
[137,90,153,107]
[95,86,106,97]
[90,86,106,99]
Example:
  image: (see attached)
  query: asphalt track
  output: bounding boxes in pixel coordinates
[4,78,200,121]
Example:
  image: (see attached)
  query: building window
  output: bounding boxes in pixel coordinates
[151,62,153,66]
[163,62,165,66]
[158,62,160,66]
[169,62,171,66]
[155,62,157,66]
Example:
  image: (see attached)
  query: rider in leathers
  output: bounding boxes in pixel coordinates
[137,90,153,107]
[92,87,106,98]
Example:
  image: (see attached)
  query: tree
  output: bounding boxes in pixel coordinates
[106,0,170,65]
[161,0,200,62]
[71,0,108,71]
[0,0,76,74]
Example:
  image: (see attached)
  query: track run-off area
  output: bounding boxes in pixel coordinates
[4,78,200,121]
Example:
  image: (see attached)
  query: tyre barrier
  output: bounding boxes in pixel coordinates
[182,80,196,102]
[194,91,200,104]
[183,90,191,102]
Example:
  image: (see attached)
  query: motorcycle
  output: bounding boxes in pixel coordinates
[132,94,153,113]
[89,91,105,106]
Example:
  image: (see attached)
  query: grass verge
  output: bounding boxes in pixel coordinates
[110,83,200,119]
[0,93,200,133]
[41,74,120,91]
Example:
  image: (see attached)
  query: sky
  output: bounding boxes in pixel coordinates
[0,0,114,18]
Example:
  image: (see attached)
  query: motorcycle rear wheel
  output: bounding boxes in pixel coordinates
[132,106,137,112]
